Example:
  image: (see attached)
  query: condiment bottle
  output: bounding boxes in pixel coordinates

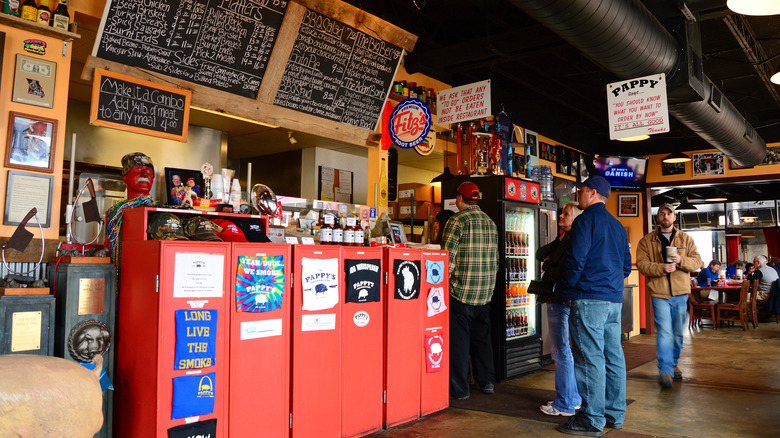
[3,0,22,17]
[354,221,365,247]
[320,212,333,245]
[20,0,37,21]
[332,213,343,245]
[344,217,356,246]
[37,0,51,25]
[51,0,70,30]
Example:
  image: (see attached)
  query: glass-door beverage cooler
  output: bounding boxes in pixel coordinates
[444,175,556,381]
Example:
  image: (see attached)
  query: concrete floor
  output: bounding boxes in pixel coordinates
[370,320,780,438]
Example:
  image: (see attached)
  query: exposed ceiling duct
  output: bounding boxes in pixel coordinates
[509,0,767,167]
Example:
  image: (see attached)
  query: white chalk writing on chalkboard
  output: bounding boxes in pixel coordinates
[95,0,288,98]
[274,8,403,131]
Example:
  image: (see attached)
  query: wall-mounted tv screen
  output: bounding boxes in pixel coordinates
[593,156,648,191]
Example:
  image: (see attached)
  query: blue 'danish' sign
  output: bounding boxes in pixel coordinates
[388,98,432,149]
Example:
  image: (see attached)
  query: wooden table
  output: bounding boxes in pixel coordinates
[691,283,743,304]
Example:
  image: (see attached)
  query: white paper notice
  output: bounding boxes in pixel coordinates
[173,253,225,298]
[301,313,336,331]
[301,257,339,311]
[338,170,352,192]
[240,319,282,340]
[606,73,669,140]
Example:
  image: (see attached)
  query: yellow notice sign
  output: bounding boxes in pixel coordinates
[11,311,42,352]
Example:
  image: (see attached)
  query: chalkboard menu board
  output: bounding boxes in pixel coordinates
[90,69,192,142]
[274,9,403,131]
[94,0,287,98]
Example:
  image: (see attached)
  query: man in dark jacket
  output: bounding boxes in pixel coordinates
[557,175,632,437]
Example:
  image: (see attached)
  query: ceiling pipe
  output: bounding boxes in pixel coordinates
[509,0,767,167]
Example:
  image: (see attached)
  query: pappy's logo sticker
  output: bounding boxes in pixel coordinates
[425,334,444,373]
[425,260,444,285]
[426,287,447,317]
[394,259,421,300]
[353,310,370,327]
[23,39,46,55]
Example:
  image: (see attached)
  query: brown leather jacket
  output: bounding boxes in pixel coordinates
[636,227,702,299]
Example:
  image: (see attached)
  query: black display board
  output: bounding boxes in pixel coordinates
[90,69,191,141]
[274,8,403,130]
[94,0,287,98]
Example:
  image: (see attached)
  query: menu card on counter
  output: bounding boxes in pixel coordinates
[94,0,288,98]
[274,8,403,131]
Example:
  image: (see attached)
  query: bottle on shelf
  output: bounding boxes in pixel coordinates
[344,217,356,246]
[331,213,343,245]
[51,0,69,30]
[36,0,51,25]
[354,221,365,247]
[20,0,37,21]
[3,0,22,16]
[320,212,333,245]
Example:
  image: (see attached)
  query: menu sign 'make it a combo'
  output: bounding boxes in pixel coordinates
[94,0,288,98]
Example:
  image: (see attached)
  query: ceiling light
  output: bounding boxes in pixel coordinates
[705,196,728,202]
[662,151,691,163]
[742,209,758,223]
[191,106,279,128]
[727,0,780,16]
[616,135,650,142]
[725,228,742,237]
[675,198,698,212]
[431,166,454,183]
[772,71,780,85]
[288,131,298,145]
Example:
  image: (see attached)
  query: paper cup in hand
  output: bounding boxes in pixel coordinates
[665,246,677,262]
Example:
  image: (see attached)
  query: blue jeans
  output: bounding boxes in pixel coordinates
[569,299,626,430]
[546,303,582,413]
[652,294,689,377]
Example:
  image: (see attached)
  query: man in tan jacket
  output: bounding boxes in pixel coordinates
[636,203,702,389]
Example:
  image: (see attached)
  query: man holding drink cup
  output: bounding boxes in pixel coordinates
[637,203,702,389]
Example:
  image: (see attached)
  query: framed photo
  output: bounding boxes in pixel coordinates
[728,158,753,170]
[5,111,57,173]
[539,141,557,162]
[618,194,639,217]
[164,167,205,206]
[578,153,591,183]
[662,162,686,175]
[387,219,407,244]
[12,54,56,108]
[692,152,724,177]
[4,170,54,227]
[556,145,570,175]
[759,144,780,166]
[570,150,579,177]
[524,129,538,157]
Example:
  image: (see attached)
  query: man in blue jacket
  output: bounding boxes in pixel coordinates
[557,175,632,437]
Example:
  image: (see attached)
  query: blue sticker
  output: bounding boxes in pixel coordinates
[426,260,444,285]
[171,373,216,419]
[175,309,217,370]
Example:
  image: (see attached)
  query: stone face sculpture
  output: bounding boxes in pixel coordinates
[0,354,103,437]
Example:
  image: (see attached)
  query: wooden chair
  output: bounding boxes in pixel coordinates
[745,280,760,328]
[716,280,750,330]
[689,280,717,329]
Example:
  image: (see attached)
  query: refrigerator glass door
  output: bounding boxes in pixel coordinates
[503,205,537,340]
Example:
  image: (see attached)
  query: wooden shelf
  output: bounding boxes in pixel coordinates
[0,13,80,41]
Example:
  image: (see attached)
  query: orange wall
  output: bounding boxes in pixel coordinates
[0,23,72,240]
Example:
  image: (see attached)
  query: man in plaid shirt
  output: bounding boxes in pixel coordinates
[443,181,499,400]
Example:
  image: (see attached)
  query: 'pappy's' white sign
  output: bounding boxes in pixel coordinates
[607,74,669,140]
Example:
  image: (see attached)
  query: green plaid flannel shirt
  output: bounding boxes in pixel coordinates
[442,205,499,305]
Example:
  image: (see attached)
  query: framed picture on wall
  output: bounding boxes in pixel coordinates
[578,153,591,183]
[524,129,538,157]
[661,162,686,175]
[692,152,724,177]
[164,167,204,206]
[4,170,54,227]
[556,145,570,175]
[570,150,579,177]
[5,111,57,173]
[12,54,56,109]
[618,194,639,217]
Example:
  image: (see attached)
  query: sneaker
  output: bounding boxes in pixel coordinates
[482,383,495,394]
[605,422,623,430]
[451,394,469,400]
[547,401,581,410]
[673,367,683,380]
[558,415,603,437]
[660,373,673,389]
[540,404,575,416]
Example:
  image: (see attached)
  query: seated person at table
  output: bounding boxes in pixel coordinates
[697,260,721,301]
[726,260,744,279]
[747,255,780,301]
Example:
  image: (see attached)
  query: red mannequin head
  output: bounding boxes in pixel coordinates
[121,152,154,200]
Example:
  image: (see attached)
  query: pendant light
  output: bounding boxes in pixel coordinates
[616,135,649,142]
[725,228,741,237]
[741,210,758,223]
[675,198,698,212]
[662,151,691,163]
[727,0,780,16]
[431,167,454,183]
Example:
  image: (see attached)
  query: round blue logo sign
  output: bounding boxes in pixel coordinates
[388,98,432,149]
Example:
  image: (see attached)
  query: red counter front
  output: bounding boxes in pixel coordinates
[229,243,292,438]
[420,250,450,416]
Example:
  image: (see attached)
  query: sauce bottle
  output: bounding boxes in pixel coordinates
[344,217,356,246]
[20,0,37,21]
[51,0,69,30]
[3,0,22,17]
[331,213,343,245]
[320,212,333,245]
[37,0,51,25]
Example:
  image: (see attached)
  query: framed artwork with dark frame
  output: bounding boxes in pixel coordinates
[662,162,686,175]
[618,194,639,217]
[4,170,54,227]
[570,150,579,177]
[692,152,724,177]
[164,167,204,206]
[578,153,592,183]
[5,111,57,173]
[524,129,538,157]
[556,145,570,175]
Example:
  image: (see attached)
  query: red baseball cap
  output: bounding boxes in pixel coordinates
[211,218,248,242]
[457,181,480,200]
